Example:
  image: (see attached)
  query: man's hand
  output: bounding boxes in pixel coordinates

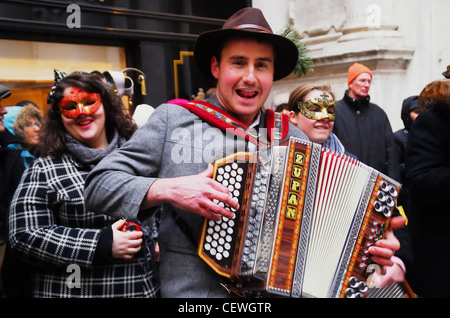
[368,215,406,265]
[367,215,407,286]
[143,164,238,221]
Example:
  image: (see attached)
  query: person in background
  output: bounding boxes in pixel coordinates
[4,105,42,167]
[272,93,290,115]
[393,95,419,218]
[405,77,450,298]
[0,86,23,241]
[13,105,41,155]
[0,85,27,297]
[8,72,160,298]
[288,84,344,153]
[1,101,42,297]
[333,62,400,181]
[394,96,419,182]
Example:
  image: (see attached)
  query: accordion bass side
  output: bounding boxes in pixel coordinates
[198,137,411,298]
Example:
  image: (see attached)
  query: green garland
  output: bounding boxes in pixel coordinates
[278,25,314,77]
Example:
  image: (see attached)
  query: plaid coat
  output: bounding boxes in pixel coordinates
[9,154,160,298]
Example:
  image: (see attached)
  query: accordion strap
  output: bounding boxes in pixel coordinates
[174,100,289,147]
[265,107,290,142]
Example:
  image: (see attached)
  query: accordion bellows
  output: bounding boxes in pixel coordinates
[198,137,405,298]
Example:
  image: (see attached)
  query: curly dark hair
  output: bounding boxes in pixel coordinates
[39,71,137,157]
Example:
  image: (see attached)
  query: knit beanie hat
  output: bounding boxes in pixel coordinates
[347,63,372,85]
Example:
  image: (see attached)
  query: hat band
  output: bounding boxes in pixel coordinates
[232,24,272,34]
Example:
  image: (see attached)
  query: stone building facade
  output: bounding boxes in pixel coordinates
[255,0,449,131]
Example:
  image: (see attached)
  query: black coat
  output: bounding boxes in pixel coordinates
[333,92,412,277]
[0,130,29,298]
[405,109,450,297]
[394,95,419,185]
[332,91,400,181]
[0,129,25,242]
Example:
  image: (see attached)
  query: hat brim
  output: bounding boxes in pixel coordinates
[194,28,298,81]
[0,84,11,100]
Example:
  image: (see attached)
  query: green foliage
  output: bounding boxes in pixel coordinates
[278,25,314,77]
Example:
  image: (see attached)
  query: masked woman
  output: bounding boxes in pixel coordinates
[8,71,160,298]
[288,84,344,152]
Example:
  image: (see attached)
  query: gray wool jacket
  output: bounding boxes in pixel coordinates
[84,96,309,297]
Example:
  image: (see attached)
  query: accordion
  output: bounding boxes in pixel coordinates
[198,137,411,298]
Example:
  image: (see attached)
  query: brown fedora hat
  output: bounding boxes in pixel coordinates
[194,7,298,81]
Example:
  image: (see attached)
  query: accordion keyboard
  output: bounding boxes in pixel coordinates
[238,158,271,276]
[205,163,246,263]
[198,152,257,278]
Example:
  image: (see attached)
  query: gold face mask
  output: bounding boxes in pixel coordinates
[297,92,335,121]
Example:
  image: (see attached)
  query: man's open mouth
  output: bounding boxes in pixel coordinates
[236,89,258,99]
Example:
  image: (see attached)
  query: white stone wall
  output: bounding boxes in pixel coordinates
[254,0,450,131]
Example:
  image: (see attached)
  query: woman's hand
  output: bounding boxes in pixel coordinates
[111,219,143,260]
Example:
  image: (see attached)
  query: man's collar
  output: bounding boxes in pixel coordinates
[344,89,370,107]
[249,109,262,129]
